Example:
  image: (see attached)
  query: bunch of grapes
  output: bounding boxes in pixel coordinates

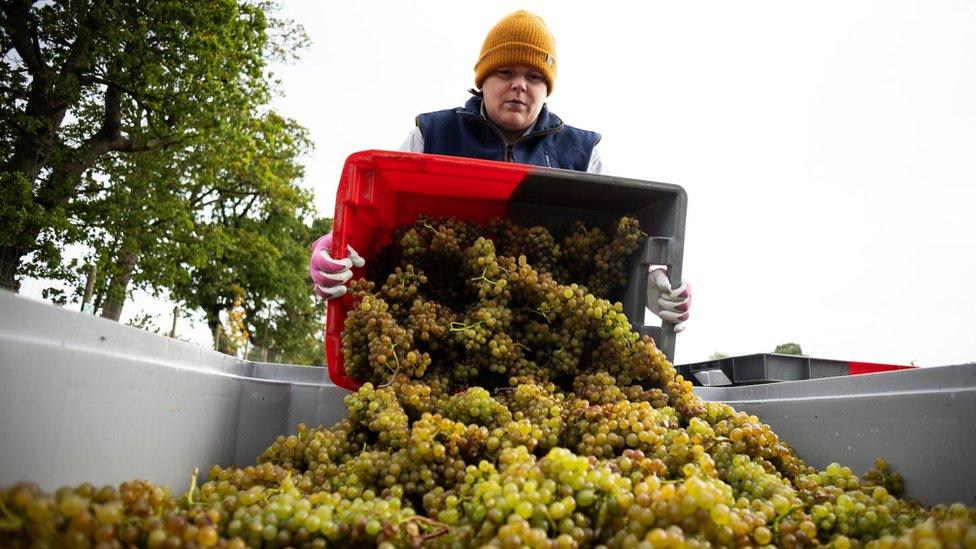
[490,217,562,275]
[862,457,906,496]
[341,291,431,385]
[586,216,644,297]
[4,213,974,548]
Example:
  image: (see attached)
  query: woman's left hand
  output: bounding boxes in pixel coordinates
[646,265,691,333]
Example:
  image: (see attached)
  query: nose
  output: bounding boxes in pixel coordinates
[511,76,527,92]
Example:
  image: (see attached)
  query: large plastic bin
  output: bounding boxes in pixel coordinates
[2,291,973,506]
[0,291,348,493]
[327,150,688,390]
[697,365,976,506]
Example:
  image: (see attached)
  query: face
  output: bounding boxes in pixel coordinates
[481,65,548,138]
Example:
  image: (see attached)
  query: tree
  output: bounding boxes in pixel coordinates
[774,342,804,356]
[2,2,326,363]
[0,0,305,291]
[153,113,328,364]
[72,109,327,362]
[72,110,311,321]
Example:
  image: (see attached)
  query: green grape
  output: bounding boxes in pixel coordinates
[5,213,974,549]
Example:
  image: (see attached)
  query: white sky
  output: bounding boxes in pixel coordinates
[268,0,976,367]
[22,0,976,367]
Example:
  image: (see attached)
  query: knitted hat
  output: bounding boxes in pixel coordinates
[475,10,557,93]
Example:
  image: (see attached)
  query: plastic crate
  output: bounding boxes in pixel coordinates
[678,353,916,386]
[326,150,687,390]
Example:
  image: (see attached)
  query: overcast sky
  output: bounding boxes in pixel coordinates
[24,0,974,368]
[256,0,975,367]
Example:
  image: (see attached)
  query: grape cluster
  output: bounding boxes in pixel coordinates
[3,214,973,548]
[341,291,432,385]
[490,217,562,275]
[862,457,906,496]
[587,216,645,297]
[571,371,667,409]
[344,383,410,449]
[439,387,512,429]
[487,215,647,300]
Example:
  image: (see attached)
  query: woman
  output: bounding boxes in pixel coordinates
[309,10,690,331]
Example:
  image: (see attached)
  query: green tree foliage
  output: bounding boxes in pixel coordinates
[0,0,305,291]
[157,114,329,365]
[1,1,327,363]
[77,108,326,363]
[774,342,804,355]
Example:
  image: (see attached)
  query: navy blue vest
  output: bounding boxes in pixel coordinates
[416,96,601,172]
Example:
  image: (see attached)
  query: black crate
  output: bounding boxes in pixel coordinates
[678,354,852,386]
[503,168,687,361]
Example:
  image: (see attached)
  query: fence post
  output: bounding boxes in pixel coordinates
[169,305,178,338]
[81,264,97,314]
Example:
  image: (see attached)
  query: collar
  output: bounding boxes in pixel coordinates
[480,101,533,137]
[458,96,564,138]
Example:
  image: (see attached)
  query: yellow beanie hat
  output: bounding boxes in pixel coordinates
[475,10,557,93]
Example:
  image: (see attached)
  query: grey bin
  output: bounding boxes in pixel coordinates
[0,290,350,493]
[697,367,976,507]
[2,291,974,507]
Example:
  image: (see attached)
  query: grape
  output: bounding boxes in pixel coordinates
[4,213,972,548]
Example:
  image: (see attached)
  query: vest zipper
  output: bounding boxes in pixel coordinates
[458,111,564,164]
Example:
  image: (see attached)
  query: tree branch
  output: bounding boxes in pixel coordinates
[29,9,42,70]
[79,75,164,105]
[1,1,46,77]
[190,187,219,208]
[236,193,260,220]
[78,184,110,196]
[58,7,100,79]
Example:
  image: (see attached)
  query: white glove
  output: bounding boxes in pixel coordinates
[646,265,691,333]
[309,232,366,301]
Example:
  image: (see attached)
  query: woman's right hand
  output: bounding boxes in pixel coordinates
[309,232,365,301]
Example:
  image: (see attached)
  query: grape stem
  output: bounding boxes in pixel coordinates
[541,506,558,531]
[379,343,402,388]
[379,351,402,387]
[186,467,199,507]
[395,270,419,286]
[404,515,450,545]
[593,497,610,538]
[521,307,550,323]
[771,504,804,542]
[450,320,484,332]
[469,267,502,287]
[0,497,23,532]
[541,346,565,365]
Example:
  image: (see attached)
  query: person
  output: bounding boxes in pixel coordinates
[309,10,691,331]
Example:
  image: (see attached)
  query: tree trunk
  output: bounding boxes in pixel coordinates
[0,1,103,289]
[0,245,26,292]
[99,247,139,321]
[0,111,67,293]
[206,305,232,354]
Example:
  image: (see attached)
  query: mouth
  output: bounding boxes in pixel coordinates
[504,99,527,109]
